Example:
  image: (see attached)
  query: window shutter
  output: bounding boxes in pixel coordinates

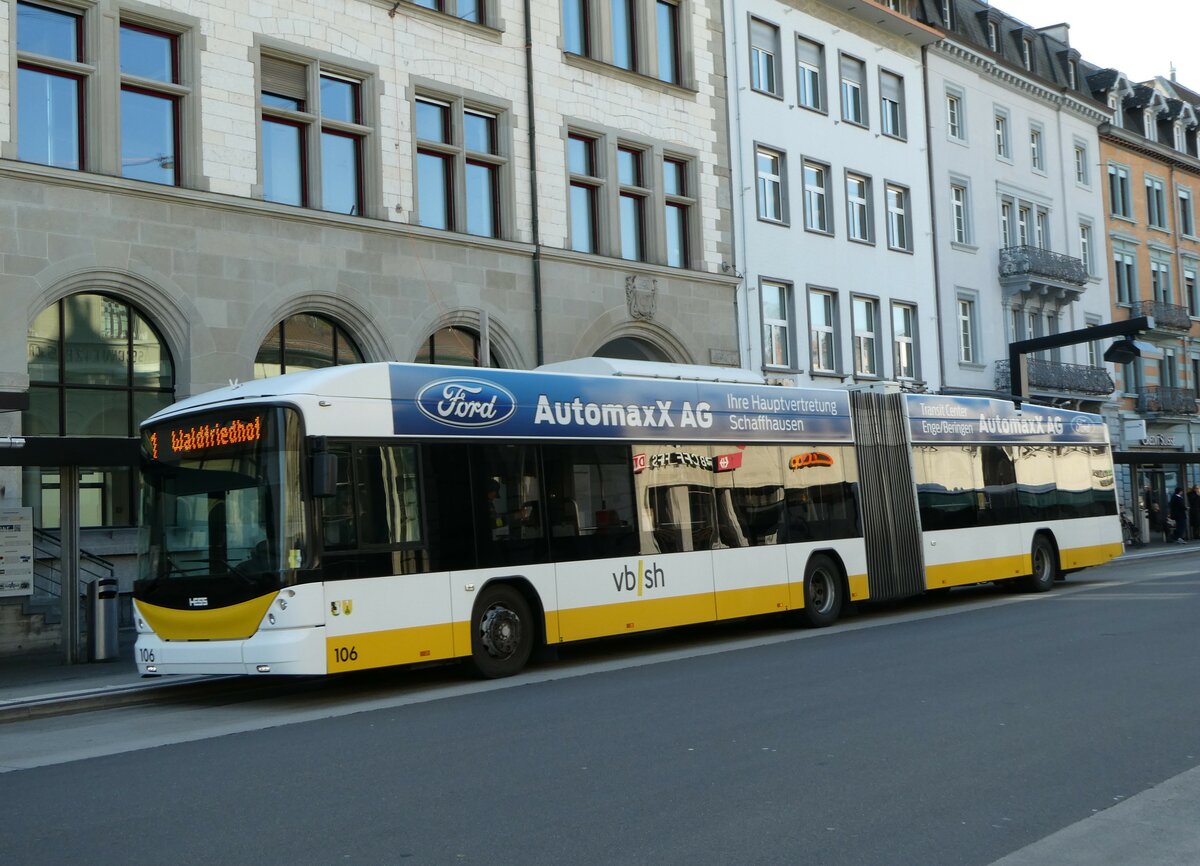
[261,56,308,102]
[881,71,902,102]
[840,54,862,84]
[750,18,775,50]
[796,37,821,67]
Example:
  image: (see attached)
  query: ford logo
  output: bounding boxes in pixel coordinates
[415,378,517,428]
[1069,415,1095,435]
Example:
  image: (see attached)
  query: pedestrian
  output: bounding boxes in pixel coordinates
[1169,486,1188,543]
[1189,486,1200,540]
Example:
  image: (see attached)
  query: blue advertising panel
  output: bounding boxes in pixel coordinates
[906,394,1109,445]
[389,365,854,443]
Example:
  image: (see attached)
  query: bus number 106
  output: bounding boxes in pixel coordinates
[333,646,358,663]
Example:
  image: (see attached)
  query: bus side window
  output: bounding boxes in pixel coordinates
[542,444,638,562]
[321,446,356,549]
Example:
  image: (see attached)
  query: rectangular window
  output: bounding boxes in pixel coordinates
[120,23,182,186]
[262,55,370,215]
[1108,164,1131,217]
[464,109,501,237]
[852,296,879,377]
[663,156,692,268]
[655,0,681,84]
[809,289,837,373]
[563,0,590,56]
[568,133,600,253]
[845,172,872,243]
[1017,205,1030,246]
[1113,249,1135,305]
[750,18,780,96]
[1078,223,1093,276]
[1029,125,1044,171]
[1180,188,1196,237]
[957,296,976,363]
[1022,38,1032,71]
[987,21,997,51]
[840,54,866,125]
[415,94,503,234]
[1035,209,1049,249]
[951,183,969,244]
[796,36,824,112]
[994,110,1010,159]
[1185,268,1198,317]
[892,302,917,380]
[1147,176,1168,229]
[761,281,792,368]
[803,160,829,233]
[885,183,910,251]
[755,146,785,223]
[1000,199,1013,247]
[611,0,637,70]
[880,70,905,139]
[946,89,964,141]
[17,1,85,170]
[617,145,648,261]
[1151,260,1172,304]
[1074,144,1088,185]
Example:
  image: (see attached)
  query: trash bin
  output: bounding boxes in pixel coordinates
[87,576,120,662]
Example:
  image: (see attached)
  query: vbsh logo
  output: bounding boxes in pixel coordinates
[612,560,666,596]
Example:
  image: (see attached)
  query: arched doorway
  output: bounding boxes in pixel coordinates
[25,292,175,528]
[594,336,670,363]
[254,312,365,378]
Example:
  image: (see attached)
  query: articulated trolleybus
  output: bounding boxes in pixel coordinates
[134,361,1122,678]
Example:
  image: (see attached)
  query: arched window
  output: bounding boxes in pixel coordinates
[25,293,175,528]
[595,336,670,362]
[26,293,175,436]
[415,326,502,367]
[255,313,364,378]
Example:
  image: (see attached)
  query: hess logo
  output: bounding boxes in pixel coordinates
[416,378,517,428]
[612,560,666,596]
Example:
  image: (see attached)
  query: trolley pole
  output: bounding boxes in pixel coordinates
[1008,316,1157,408]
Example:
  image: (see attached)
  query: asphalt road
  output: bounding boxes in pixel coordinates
[3,556,1199,866]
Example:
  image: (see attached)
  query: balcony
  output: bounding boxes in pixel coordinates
[994,358,1114,397]
[1131,299,1193,331]
[998,245,1089,302]
[1137,386,1199,416]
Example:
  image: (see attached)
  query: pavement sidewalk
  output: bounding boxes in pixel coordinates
[0,539,1195,722]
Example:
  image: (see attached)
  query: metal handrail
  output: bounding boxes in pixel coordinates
[998,245,1089,285]
[994,358,1114,396]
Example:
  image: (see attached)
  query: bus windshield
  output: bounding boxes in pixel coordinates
[137,407,307,607]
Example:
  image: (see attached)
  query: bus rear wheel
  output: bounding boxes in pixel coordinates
[470,584,534,678]
[798,554,844,628]
[1022,534,1057,593]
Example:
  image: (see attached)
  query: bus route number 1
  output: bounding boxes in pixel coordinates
[333,646,358,663]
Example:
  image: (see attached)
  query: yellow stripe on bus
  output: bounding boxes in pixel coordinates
[326,623,457,672]
[925,541,1122,589]
[137,593,277,640]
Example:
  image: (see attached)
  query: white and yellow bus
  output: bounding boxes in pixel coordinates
[133,361,1121,678]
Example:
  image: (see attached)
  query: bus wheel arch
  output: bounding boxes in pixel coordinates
[469,579,541,678]
[1023,531,1059,593]
[796,550,846,628]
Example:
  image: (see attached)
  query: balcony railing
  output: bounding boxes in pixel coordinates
[998,245,1089,286]
[1137,386,1199,415]
[994,359,1114,396]
[1131,299,1193,331]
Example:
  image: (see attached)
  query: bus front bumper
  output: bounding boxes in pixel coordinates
[134,626,328,676]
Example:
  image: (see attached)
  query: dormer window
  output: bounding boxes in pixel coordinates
[941,0,953,28]
[1022,38,1032,71]
[1067,61,1077,89]
[1176,123,1186,152]
[987,22,998,51]
[882,0,907,13]
[1144,110,1154,139]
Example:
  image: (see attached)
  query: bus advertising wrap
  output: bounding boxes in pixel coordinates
[390,366,854,443]
[906,394,1109,445]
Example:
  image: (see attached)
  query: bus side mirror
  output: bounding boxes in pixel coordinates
[311,451,337,498]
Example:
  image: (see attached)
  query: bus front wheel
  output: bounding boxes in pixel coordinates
[1023,535,1058,593]
[798,554,844,628]
[470,584,534,678]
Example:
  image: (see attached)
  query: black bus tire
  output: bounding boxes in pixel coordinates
[470,583,535,678]
[798,554,844,628]
[1023,534,1057,593]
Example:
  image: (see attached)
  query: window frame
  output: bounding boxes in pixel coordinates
[1073,140,1089,187]
[1113,245,1136,305]
[802,158,831,235]
[878,68,906,140]
[749,15,782,98]
[808,287,839,375]
[945,86,966,143]
[844,170,873,244]
[1179,186,1196,238]
[956,291,978,365]
[1028,122,1044,173]
[760,278,795,370]
[891,300,918,381]
[838,52,867,128]
[795,35,826,114]
[851,294,880,379]
[1146,174,1169,230]
[950,180,971,246]
[885,181,911,252]
[993,107,1011,161]
[754,143,788,225]
[1108,162,1132,219]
